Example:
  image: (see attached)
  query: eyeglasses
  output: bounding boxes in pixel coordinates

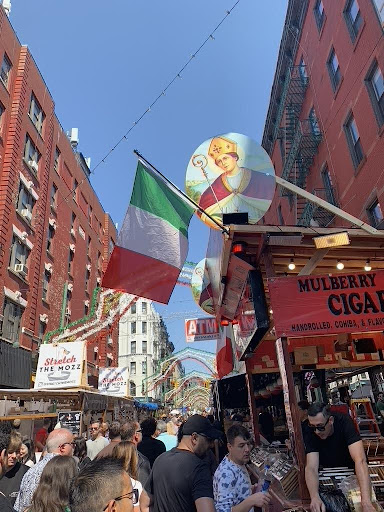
[102,489,139,510]
[136,429,142,433]
[60,442,75,448]
[309,416,331,432]
[89,427,99,431]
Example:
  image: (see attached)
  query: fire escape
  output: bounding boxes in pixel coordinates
[276,65,335,227]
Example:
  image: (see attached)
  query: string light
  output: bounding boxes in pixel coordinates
[364,259,372,271]
[288,258,296,270]
[336,260,344,270]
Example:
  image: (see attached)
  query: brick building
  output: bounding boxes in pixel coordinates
[262,0,384,234]
[0,6,117,387]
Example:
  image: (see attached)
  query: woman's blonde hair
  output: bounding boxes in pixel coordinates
[111,441,138,480]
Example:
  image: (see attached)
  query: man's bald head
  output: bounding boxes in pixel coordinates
[46,428,74,455]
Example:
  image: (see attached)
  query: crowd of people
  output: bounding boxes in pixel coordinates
[0,410,273,512]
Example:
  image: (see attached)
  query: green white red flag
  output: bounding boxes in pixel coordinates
[102,159,194,304]
[216,325,234,379]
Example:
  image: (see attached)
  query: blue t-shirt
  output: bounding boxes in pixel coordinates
[157,433,177,451]
[213,455,252,512]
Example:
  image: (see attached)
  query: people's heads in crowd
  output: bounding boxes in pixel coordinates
[378,392,384,401]
[29,455,77,512]
[19,438,36,464]
[227,424,252,466]
[6,430,22,470]
[298,399,310,422]
[100,422,109,437]
[89,421,101,441]
[169,410,181,426]
[43,418,51,429]
[69,457,135,512]
[73,436,88,462]
[156,420,167,434]
[141,417,157,438]
[108,421,121,441]
[12,418,21,430]
[46,428,74,456]
[179,414,221,458]
[0,426,11,476]
[112,441,138,480]
[120,421,142,445]
[308,402,334,440]
[207,414,214,424]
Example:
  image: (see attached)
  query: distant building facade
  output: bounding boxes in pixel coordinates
[118,295,179,400]
[0,5,117,387]
[262,0,384,233]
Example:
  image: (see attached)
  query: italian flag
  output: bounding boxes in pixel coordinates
[216,325,234,379]
[102,159,194,304]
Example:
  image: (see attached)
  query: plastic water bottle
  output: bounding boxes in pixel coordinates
[259,464,272,493]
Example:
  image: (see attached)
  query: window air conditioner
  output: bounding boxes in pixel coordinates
[14,264,28,277]
[70,228,76,237]
[21,209,32,222]
[29,160,38,172]
[67,283,73,292]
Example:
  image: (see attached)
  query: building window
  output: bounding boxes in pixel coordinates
[327,48,342,91]
[309,107,321,135]
[87,236,91,258]
[368,199,384,228]
[85,267,90,291]
[131,321,136,334]
[3,298,23,344]
[130,362,136,375]
[321,165,337,205]
[142,321,147,334]
[39,321,46,341]
[299,55,308,83]
[372,0,384,28]
[130,381,136,396]
[71,212,76,233]
[277,205,285,226]
[131,341,136,354]
[73,179,78,202]
[53,147,60,173]
[50,184,57,209]
[17,183,35,221]
[344,113,364,168]
[84,303,89,316]
[68,248,74,275]
[42,271,50,301]
[89,205,93,225]
[29,93,45,135]
[314,0,325,30]
[47,224,55,253]
[142,302,147,314]
[0,102,4,133]
[9,236,30,271]
[142,360,147,375]
[131,303,136,314]
[97,251,102,270]
[24,135,40,174]
[344,0,362,41]
[0,54,11,88]
[142,340,147,354]
[365,60,384,126]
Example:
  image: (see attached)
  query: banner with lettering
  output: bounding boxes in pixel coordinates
[98,367,129,397]
[185,317,219,343]
[35,341,85,389]
[268,271,384,337]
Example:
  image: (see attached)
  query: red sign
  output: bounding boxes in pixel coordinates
[269,270,384,337]
[185,317,219,343]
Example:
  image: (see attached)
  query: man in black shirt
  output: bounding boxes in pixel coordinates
[305,402,375,512]
[140,414,221,512]
[138,418,166,468]
[0,433,29,506]
[0,427,16,511]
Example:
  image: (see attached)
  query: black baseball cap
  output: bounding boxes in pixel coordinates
[182,414,222,439]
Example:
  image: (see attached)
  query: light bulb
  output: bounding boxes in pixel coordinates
[364,260,372,272]
[336,260,344,270]
[288,258,296,270]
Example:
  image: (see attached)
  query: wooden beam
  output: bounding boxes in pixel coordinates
[298,248,329,276]
[262,246,276,278]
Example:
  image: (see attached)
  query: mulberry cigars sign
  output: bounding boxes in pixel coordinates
[98,367,129,397]
[268,270,384,337]
[34,341,86,389]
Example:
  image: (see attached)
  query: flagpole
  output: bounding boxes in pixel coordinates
[134,150,230,235]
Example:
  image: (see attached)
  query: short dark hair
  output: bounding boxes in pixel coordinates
[308,402,330,418]
[0,429,10,454]
[227,424,251,445]
[120,421,137,441]
[73,437,87,462]
[108,421,121,440]
[298,400,310,411]
[69,457,125,512]
[141,417,157,437]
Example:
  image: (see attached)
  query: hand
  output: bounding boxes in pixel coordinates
[361,500,378,512]
[310,496,325,512]
[249,492,271,507]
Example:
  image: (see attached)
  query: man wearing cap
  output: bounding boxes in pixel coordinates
[167,410,181,436]
[140,414,220,512]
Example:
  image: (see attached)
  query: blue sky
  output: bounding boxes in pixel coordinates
[10,0,287,369]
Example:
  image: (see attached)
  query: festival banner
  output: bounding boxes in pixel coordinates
[185,317,219,343]
[269,270,384,337]
[98,367,129,397]
[34,341,85,389]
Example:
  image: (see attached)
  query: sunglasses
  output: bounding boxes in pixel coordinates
[309,416,331,432]
[102,489,139,510]
[89,427,99,431]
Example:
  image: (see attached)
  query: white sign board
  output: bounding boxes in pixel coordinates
[185,317,219,343]
[34,341,85,389]
[98,367,129,397]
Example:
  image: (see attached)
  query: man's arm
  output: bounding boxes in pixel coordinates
[139,489,151,512]
[195,497,216,512]
[349,440,376,512]
[305,452,325,512]
[230,493,271,512]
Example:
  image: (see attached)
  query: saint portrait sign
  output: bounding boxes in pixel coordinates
[185,133,276,229]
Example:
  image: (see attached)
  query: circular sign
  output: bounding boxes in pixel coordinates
[186,133,276,229]
[191,258,214,315]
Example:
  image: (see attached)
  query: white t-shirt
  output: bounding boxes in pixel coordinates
[86,436,109,460]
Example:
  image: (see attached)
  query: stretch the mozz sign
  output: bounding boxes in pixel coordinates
[268,270,384,337]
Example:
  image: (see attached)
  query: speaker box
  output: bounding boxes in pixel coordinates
[222,212,249,225]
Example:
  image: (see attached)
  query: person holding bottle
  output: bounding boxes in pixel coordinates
[213,424,270,512]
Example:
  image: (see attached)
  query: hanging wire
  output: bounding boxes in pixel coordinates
[55,1,241,211]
